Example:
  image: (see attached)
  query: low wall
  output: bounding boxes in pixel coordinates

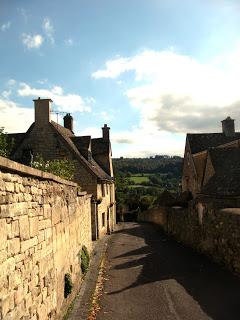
[0,156,92,320]
[139,204,240,274]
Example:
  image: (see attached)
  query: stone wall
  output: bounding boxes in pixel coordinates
[0,156,92,320]
[139,203,240,275]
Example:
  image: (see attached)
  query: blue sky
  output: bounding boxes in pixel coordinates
[1,0,240,157]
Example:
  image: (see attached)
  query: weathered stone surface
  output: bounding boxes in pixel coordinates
[8,237,21,255]
[141,204,240,276]
[0,163,93,320]
[0,218,7,250]
[19,215,30,240]
[29,216,39,237]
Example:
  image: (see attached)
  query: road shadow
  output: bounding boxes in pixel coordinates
[108,222,240,320]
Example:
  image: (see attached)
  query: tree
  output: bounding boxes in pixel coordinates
[0,127,14,157]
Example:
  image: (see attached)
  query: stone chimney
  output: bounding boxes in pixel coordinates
[102,124,110,141]
[34,97,52,125]
[221,116,235,137]
[63,113,73,132]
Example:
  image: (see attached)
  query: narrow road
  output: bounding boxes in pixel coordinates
[96,222,240,320]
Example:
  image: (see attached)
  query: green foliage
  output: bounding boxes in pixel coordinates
[127,175,150,184]
[0,127,14,158]
[80,245,90,275]
[114,156,182,218]
[64,273,73,298]
[113,156,183,176]
[32,154,75,180]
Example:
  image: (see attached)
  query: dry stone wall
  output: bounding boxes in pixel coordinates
[139,203,240,275]
[0,156,92,320]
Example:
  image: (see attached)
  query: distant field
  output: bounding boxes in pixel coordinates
[127,175,150,184]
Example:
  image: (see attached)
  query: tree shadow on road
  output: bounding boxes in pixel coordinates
[108,222,240,320]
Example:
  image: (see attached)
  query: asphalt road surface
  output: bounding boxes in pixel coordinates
[96,222,240,320]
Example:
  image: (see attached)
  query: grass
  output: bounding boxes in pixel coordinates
[127,175,150,184]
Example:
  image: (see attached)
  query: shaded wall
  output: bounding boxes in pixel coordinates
[139,203,240,274]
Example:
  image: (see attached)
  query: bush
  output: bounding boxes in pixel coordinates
[81,245,90,275]
[0,127,14,158]
[64,273,73,298]
[32,154,74,180]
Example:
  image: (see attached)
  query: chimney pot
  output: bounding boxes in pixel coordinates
[221,116,235,137]
[63,113,74,132]
[102,124,110,141]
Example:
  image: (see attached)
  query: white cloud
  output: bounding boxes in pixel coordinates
[1,90,11,99]
[93,48,240,134]
[0,98,33,133]
[37,79,48,85]
[112,128,185,157]
[42,17,54,44]
[22,33,44,49]
[64,38,73,46]
[7,79,16,86]
[92,57,131,79]
[100,111,111,121]
[1,21,11,32]
[18,83,92,113]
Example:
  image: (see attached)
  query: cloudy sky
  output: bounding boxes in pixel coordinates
[1,0,240,157]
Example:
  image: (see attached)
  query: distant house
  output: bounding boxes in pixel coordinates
[8,98,116,240]
[182,116,240,200]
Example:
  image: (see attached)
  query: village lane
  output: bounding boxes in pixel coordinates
[96,222,240,320]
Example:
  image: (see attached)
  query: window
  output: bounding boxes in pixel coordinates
[101,183,105,197]
[102,212,105,227]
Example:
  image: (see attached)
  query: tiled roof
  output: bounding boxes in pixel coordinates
[7,123,35,155]
[50,121,112,181]
[7,133,26,153]
[72,136,91,150]
[193,151,207,185]
[201,148,240,196]
[187,133,240,154]
[91,138,110,155]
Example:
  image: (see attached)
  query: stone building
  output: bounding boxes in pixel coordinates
[182,116,240,198]
[8,98,116,239]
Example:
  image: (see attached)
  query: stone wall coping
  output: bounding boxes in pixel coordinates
[78,191,92,198]
[0,155,77,187]
[220,208,240,215]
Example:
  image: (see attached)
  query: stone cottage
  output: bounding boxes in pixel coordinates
[182,116,240,198]
[8,98,116,239]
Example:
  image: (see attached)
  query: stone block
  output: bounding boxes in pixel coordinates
[29,216,39,238]
[38,230,45,244]
[39,219,51,230]
[52,208,61,225]
[21,237,38,253]
[0,249,7,264]
[37,303,47,320]
[19,215,30,240]
[25,292,33,312]
[8,269,22,290]
[5,182,15,193]
[14,285,24,305]
[8,237,21,256]
[12,220,20,238]
[0,218,7,250]
[0,295,11,318]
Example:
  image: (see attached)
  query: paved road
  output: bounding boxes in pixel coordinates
[97,222,240,320]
